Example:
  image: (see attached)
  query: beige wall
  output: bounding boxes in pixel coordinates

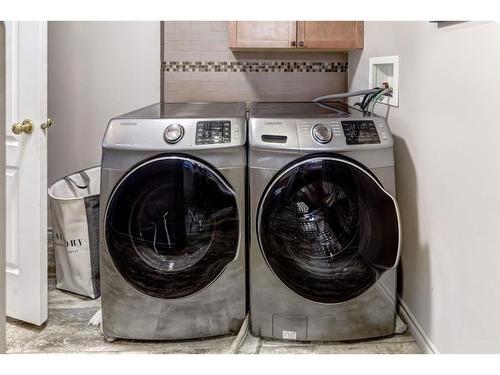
[0,21,6,353]
[349,21,500,353]
[163,22,347,102]
[48,21,161,184]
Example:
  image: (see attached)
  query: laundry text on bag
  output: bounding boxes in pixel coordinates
[54,232,84,253]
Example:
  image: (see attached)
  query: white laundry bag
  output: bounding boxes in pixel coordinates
[48,166,101,299]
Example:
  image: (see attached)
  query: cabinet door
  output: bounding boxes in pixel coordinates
[229,21,297,49]
[297,21,363,49]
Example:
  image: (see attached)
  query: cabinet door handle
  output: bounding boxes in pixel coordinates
[291,41,296,47]
[299,41,304,47]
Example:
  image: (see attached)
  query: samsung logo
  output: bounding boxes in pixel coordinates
[264,121,282,126]
[120,122,138,126]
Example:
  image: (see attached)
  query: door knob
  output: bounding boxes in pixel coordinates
[41,118,52,130]
[12,119,34,135]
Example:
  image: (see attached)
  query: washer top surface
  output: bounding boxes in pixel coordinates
[248,101,393,152]
[250,101,362,118]
[118,102,247,119]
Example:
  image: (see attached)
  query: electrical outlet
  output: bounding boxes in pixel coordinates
[369,55,399,107]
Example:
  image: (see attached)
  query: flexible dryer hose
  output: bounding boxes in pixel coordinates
[228,313,250,354]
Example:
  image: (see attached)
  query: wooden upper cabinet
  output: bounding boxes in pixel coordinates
[228,21,296,49]
[297,21,363,49]
[228,21,363,50]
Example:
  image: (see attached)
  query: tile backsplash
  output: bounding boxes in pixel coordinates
[162,21,348,103]
[162,61,348,73]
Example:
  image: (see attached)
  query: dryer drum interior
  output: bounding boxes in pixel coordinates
[105,155,239,299]
[258,154,400,304]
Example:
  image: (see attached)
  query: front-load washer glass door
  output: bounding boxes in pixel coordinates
[105,155,239,299]
[258,154,400,304]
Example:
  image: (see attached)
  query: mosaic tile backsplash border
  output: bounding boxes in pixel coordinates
[162,61,348,73]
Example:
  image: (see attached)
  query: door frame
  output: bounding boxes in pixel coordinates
[1,20,6,354]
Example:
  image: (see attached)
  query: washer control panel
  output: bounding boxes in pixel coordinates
[341,120,380,145]
[196,121,231,144]
[311,123,333,144]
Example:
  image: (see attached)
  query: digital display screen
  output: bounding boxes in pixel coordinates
[358,130,372,138]
[341,121,380,145]
[196,121,231,144]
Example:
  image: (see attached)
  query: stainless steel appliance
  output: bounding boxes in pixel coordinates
[248,102,401,341]
[100,102,247,340]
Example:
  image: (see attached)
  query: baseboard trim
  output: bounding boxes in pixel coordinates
[398,297,439,354]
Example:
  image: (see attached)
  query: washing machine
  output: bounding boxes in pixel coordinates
[100,102,247,340]
[248,102,401,341]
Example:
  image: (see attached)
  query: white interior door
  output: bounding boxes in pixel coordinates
[1,21,6,353]
[4,21,48,326]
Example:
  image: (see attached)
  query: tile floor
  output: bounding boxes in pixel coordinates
[6,241,421,354]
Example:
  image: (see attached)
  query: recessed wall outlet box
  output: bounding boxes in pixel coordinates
[369,55,399,107]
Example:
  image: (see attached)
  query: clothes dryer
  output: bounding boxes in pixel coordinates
[100,102,247,340]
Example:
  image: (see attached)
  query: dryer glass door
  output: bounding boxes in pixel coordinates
[105,155,239,299]
[258,154,400,303]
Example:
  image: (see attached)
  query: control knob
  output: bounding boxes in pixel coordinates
[312,123,332,144]
[164,123,184,144]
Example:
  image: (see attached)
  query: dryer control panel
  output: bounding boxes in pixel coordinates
[196,121,232,144]
[103,102,247,151]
